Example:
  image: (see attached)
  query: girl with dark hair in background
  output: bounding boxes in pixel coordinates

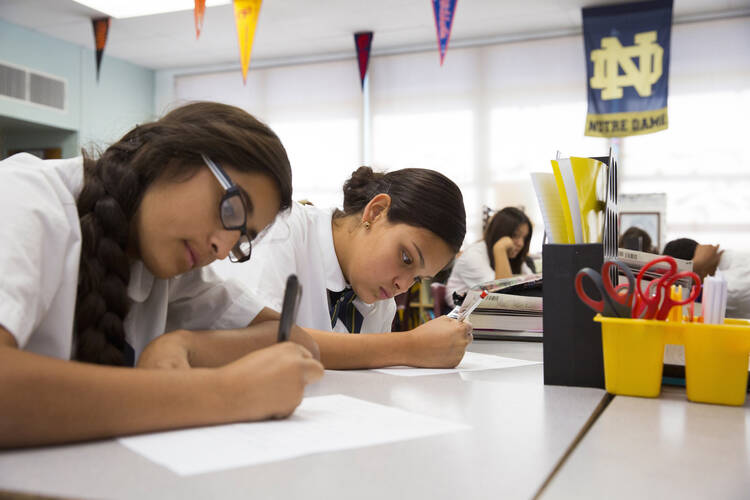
[0,102,323,448]
[619,226,657,253]
[240,166,473,369]
[446,207,533,306]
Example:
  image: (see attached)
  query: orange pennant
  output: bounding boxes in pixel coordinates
[194,0,206,39]
[92,17,110,82]
[233,0,262,84]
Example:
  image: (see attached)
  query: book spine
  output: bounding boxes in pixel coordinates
[466,313,544,331]
[477,293,543,312]
[617,248,692,273]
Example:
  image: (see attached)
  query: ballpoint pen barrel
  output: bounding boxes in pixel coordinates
[703,276,716,324]
[447,290,488,321]
[688,285,696,322]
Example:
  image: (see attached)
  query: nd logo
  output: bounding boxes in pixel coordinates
[590,31,663,100]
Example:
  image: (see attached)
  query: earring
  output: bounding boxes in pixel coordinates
[363,221,371,230]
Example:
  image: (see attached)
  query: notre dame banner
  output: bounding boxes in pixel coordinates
[583,0,673,137]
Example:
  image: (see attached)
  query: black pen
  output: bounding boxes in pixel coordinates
[278,274,302,342]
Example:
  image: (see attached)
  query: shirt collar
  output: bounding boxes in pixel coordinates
[315,206,348,293]
[127,260,155,303]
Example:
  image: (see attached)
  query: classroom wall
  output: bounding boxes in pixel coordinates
[163,15,750,251]
[0,19,155,158]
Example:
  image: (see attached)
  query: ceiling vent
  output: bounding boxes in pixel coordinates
[0,61,66,111]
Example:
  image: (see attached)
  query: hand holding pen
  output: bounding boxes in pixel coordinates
[408,315,473,368]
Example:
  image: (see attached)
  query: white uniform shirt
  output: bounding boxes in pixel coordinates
[445,240,532,306]
[0,154,263,360]
[238,202,397,333]
[717,249,750,320]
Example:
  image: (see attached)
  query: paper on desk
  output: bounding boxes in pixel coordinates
[371,351,541,377]
[119,394,469,476]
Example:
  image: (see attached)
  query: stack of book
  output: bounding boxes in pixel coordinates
[462,274,543,341]
[617,248,693,287]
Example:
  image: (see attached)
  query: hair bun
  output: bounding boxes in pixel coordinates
[342,166,383,213]
[346,166,376,189]
[335,166,466,252]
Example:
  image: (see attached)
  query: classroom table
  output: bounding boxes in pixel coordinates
[0,341,607,500]
[539,385,750,500]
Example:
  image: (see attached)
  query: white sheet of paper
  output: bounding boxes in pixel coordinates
[119,394,469,476]
[371,351,541,377]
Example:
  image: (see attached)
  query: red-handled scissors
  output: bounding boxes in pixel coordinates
[575,260,636,318]
[632,256,701,320]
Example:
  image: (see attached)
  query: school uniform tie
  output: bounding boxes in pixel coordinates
[327,288,364,333]
[123,339,135,367]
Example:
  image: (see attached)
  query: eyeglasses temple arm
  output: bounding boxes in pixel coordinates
[201,154,233,190]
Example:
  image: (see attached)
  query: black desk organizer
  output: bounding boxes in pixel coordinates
[543,243,605,389]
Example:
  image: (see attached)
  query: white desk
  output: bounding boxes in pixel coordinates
[540,385,750,499]
[0,341,607,500]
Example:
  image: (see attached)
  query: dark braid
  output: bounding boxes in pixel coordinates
[73,102,292,365]
[75,135,144,365]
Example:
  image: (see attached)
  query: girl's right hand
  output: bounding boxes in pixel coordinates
[218,342,324,421]
[406,316,473,368]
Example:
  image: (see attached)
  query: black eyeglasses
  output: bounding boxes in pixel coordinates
[202,154,252,263]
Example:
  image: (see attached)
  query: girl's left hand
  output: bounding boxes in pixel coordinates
[288,326,321,361]
[137,330,192,369]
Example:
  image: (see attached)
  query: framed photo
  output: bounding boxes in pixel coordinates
[619,212,660,252]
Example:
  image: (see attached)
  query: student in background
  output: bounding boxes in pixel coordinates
[0,102,323,448]
[619,226,657,253]
[446,207,533,306]
[241,166,473,370]
[663,237,750,319]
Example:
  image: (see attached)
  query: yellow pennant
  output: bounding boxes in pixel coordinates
[233,0,262,84]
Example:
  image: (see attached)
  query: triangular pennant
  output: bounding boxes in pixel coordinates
[194,0,206,39]
[353,31,373,90]
[91,17,110,82]
[233,0,262,84]
[431,0,457,65]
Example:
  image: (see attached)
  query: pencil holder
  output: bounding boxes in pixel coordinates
[682,319,750,406]
[595,315,668,398]
[595,315,750,406]
[543,243,604,389]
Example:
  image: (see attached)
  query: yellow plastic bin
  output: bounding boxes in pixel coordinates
[596,315,750,405]
[595,315,670,398]
[683,319,750,406]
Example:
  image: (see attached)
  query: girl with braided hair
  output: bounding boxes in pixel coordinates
[239,166,473,369]
[0,102,323,448]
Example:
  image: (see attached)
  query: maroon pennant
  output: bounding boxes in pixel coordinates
[92,17,110,82]
[353,31,373,90]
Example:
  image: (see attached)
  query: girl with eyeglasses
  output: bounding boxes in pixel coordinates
[230,166,473,369]
[0,102,323,448]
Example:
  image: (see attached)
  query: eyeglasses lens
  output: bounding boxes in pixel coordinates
[221,195,246,229]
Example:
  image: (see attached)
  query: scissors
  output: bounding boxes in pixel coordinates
[575,260,637,318]
[632,256,701,320]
